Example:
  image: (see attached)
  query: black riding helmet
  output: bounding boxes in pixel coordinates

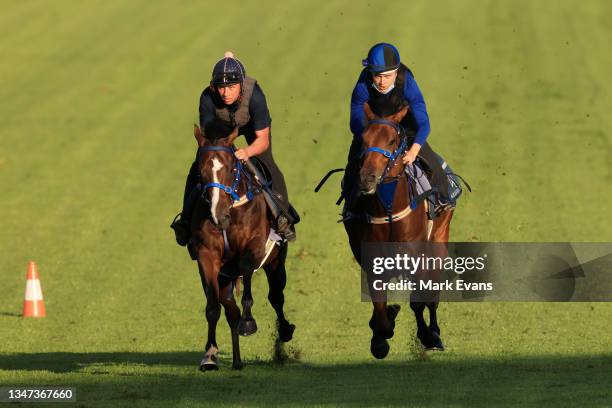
[211,52,246,87]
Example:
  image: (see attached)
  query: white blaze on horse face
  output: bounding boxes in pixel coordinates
[210,158,224,224]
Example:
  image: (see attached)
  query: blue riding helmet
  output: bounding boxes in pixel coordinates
[211,56,246,87]
[362,43,401,73]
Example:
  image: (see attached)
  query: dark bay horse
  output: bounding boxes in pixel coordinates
[343,103,454,359]
[191,123,295,370]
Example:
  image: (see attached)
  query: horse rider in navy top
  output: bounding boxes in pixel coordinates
[172,52,296,246]
[344,43,450,211]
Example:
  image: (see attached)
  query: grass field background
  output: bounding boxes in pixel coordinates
[1,1,611,406]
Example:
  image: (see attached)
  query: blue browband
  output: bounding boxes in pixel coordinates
[198,145,253,203]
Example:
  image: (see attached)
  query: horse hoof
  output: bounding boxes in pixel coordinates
[199,346,219,371]
[279,323,295,342]
[199,361,219,371]
[426,332,445,351]
[238,318,258,336]
[199,355,219,372]
[419,331,445,351]
[370,335,390,359]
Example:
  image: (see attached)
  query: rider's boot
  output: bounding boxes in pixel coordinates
[275,214,296,242]
[171,162,199,247]
[170,213,191,246]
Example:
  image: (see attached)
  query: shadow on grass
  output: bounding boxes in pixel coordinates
[0,352,610,407]
[0,311,21,317]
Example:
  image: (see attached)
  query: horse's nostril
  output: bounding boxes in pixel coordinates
[360,171,376,185]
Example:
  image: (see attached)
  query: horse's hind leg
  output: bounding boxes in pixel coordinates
[410,297,444,351]
[425,301,444,350]
[409,301,429,348]
[423,209,452,351]
[264,245,295,342]
[238,264,257,336]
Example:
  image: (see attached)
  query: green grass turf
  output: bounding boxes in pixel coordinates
[1,1,611,406]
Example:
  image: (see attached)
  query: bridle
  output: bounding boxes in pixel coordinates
[358,117,421,225]
[360,118,409,182]
[198,145,254,204]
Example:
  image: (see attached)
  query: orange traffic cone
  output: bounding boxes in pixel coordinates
[23,261,46,317]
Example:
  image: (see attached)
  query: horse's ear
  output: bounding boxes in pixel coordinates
[363,102,375,121]
[227,127,239,145]
[389,105,409,123]
[194,124,206,147]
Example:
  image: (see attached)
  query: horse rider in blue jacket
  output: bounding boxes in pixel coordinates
[344,43,450,211]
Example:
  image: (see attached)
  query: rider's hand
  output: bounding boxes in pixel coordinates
[402,144,422,165]
[235,148,250,161]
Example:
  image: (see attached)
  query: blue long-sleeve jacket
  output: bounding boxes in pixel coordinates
[350,70,431,145]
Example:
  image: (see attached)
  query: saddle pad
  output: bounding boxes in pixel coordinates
[405,162,432,197]
[405,154,464,210]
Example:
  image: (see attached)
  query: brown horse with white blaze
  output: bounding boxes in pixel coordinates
[343,103,454,359]
[191,122,295,371]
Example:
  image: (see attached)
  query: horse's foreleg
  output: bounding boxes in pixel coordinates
[370,302,389,335]
[198,258,221,371]
[205,301,221,350]
[219,283,243,370]
[369,301,401,359]
[426,301,440,335]
[264,250,295,342]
